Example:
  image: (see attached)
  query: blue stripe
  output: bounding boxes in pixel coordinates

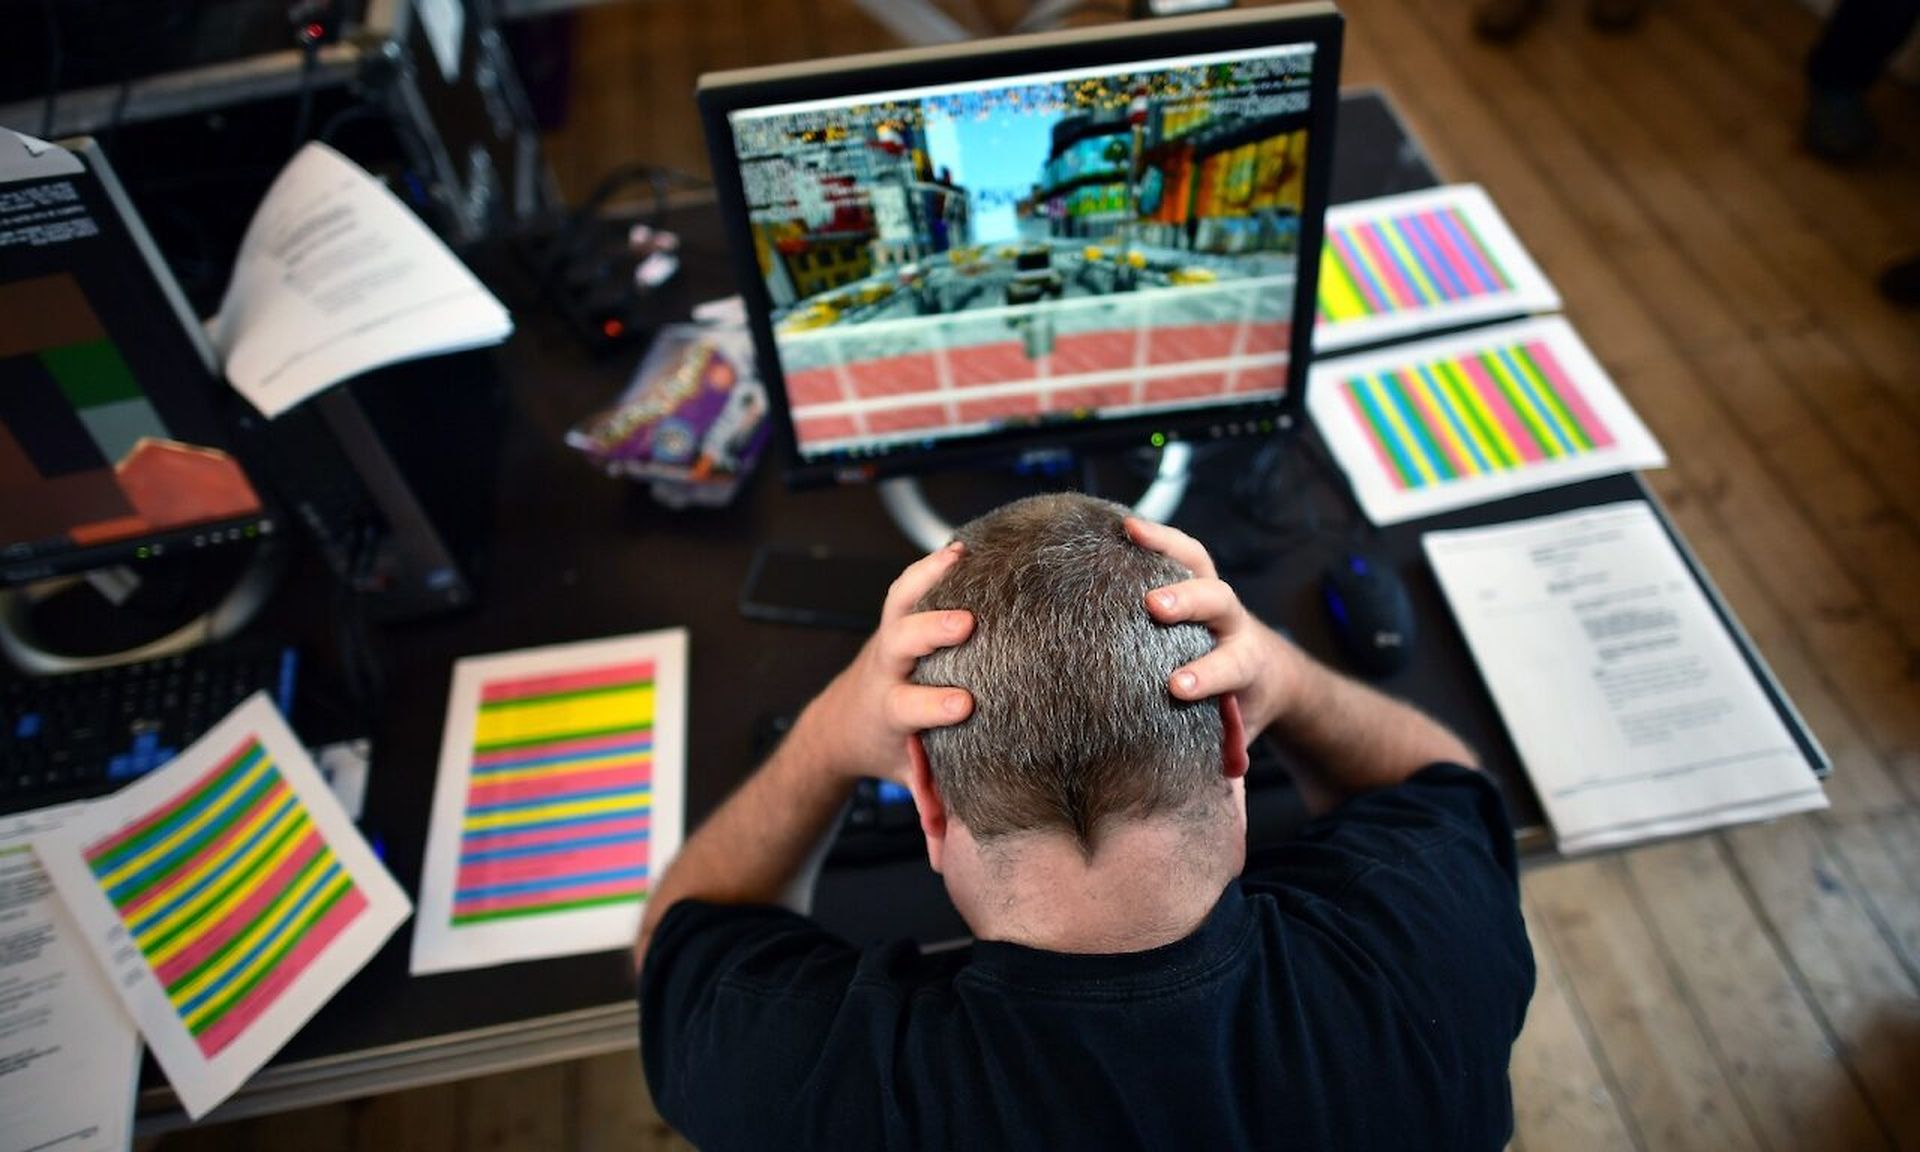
[460,801,652,840]
[1496,346,1576,455]
[1434,208,1503,293]
[1337,228,1395,313]
[470,738,652,775]
[1380,371,1454,481]
[455,865,648,901]
[459,829,650,866]
[1416,362,1491,473]
[126,792,301,936]
[106,763,277,903]
[174,860,343,1018]
[1398,214,1469,301]
[93,746,266,882]
[465,783,649,817]
[1350,378,1425,489]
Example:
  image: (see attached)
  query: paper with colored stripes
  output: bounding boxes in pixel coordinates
[33,694,410,1119]
[1314,184,1560,353]
[410,629,687,975]
[1307,316,1665,526]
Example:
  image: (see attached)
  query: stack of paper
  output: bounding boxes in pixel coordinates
[1424,502,1827,853]
[211,142,513,419]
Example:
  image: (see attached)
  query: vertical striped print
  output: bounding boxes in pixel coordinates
[1340,339,1615,490]
[1319,206,1516,321]
[452,660,656,925]
[83,738,366,1058]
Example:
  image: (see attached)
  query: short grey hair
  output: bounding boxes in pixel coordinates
[911,493,1224,853]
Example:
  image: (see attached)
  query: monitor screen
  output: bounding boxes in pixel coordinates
[0,135,271,585]
[699,5,1341,485]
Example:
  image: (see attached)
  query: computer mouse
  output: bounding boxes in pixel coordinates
[1321,551,1415,678]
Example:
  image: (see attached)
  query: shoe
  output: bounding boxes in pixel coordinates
[1804,87,1879,163]
[1474,0,1546,41]
[1881,256,1920,308]
[1587,0,1646,31]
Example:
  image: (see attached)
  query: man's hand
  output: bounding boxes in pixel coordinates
[795,542,977,784]
[1126,517,1304,736]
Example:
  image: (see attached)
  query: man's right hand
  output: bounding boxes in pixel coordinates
[1125,517,1304,737]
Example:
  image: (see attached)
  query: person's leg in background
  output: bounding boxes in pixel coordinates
[1804,0,1920,160]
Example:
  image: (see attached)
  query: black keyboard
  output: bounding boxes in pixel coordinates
[1,644,298,814]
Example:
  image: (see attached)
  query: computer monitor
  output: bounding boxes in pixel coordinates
[698,4,1342,499]
[0,133,274,591]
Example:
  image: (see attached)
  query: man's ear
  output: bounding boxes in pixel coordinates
[905,734,949,874]
[1220,695,1249,779]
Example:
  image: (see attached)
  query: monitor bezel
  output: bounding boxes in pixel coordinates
[698,3,1344,488]
[0,135,278,588]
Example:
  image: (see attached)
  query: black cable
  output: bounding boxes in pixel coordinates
[39,0,62,139]
[539,162,709,289]
[291,36,321,153]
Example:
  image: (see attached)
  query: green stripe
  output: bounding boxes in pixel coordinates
[187,878,352,1037]
[1349,378,1420,489]
[110,773,283,906]
[1449,207,1511,291]
[472,721,650,755]
[1511,344,1594,451]
[89,747,263,873]
[450,890,646,925]
[1435,359,1513,469]
[165,848,329,996]
[1382,370,1457,481]
[1478,352,1557,459]
[135,806,307,958]
[478,680,651,715]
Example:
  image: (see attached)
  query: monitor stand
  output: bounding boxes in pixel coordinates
[876,442,1194,553]
[0,541,283,676]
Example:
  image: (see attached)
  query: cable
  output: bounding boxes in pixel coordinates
[39,0,62,138]
[291,30,322,152]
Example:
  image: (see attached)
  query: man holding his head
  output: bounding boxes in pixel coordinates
[637,493,1534,1151]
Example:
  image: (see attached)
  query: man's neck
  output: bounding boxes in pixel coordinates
[961,819,1234,955]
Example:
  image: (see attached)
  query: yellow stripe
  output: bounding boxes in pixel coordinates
[1510,347,1590,450]
[181,871,352,1032]
[1432,360,1508,469]
[462,792,650,833]
[97,757,273,892]
[141,808,314,967]
[1317,246,1369,320]
[129,793,297,942]
[1405,369,1478,478]
[1482,351,1560,457]
[171,852,332,1011]
[1379,219,1443,304]
[1364,376,1438,486]
[471,750,652,787]
[472,685,653,749]
[1346,227,1402,311]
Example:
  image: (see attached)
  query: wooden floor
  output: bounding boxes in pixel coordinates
[157,0,1920,1148]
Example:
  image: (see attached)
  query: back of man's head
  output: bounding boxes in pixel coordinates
[912,493,1223,853]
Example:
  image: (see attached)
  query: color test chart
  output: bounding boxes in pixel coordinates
[1308,317,1665,526]
[411,630,687,975]
[35,695,409,1119]
[1313,184,1560,353]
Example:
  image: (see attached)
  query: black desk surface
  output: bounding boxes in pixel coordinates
[135,89,1824,1124]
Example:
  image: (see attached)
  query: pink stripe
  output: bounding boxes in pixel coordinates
[151,831,324,986]
[1354,223,1422,309]
[1329,230,1391,313]
[1458,354,1544,464]
[193,886,367,1059]
[465,763,649,810]
[90,740,260,863]
[121,781,293,920]
[461,814,650,855]
[1417,209,1496,295]
[1525,342,1613,448]
[457,841,647,891]
[479,660,655,704]
[1340,380,1408,490]
[472,728,650,768]
[1398,369,1472,475]
[453,876,647,917]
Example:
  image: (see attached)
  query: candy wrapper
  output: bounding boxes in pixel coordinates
[568,323,772,508]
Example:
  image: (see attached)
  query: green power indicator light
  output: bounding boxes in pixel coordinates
[136,546,150,559]
[1149,432,1167,448]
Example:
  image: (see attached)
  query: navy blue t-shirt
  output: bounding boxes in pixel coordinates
[639,765,1534,1151]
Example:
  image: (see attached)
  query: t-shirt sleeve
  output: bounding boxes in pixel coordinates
[1242,765,1535,1131]
[638,899,887,1149]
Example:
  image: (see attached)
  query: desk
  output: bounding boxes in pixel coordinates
[132,89,1826,1130]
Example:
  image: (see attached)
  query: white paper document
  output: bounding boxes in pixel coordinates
[211,142,511,418]
[411,631,688,975]
[1310,317,1666,526]
[34,695,411,1119]
[1,806,140,1152]
[1314,184,1561,353]
[1424,502,1827,853]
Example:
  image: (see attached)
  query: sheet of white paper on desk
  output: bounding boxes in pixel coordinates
[210,142,511,419]
[0,804,141,1152]
[1309,317,1665,526]
[411,630,688,975]
[1423,502,1827,854]
[33,694,411,1120]
[1313,183,1561,354]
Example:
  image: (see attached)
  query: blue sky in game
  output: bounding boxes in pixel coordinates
[923,90,1062,245]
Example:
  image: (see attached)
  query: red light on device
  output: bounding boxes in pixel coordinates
[601,318,624,339]
[304,22,325,42]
